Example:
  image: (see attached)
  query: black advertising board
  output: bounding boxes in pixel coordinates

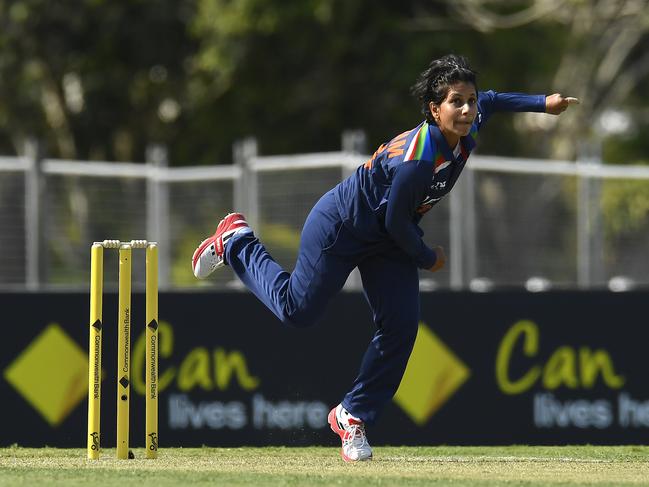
[1,291,648,447]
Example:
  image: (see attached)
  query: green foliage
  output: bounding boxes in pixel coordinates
[603,122,649,166]
[0,0,196,160]
[0,0,645,167]
[0,0,594,165]
[259,222,301,254]
[602,180,649,236]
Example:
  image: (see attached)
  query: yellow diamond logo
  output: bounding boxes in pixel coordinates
[394,322,470,425]
[4,323,87,426]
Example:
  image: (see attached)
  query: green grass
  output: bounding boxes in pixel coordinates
[2,446,649,486]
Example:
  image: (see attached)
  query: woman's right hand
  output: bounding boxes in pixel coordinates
[428,246,446,273]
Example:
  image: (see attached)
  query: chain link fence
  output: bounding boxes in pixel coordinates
[2,135,648,291]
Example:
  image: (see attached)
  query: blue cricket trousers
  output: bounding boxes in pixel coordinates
[225,190,420,424]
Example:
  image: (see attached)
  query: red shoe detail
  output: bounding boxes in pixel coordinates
[328,406,372,462]
[192,212,250,278]
[328,407,344,437]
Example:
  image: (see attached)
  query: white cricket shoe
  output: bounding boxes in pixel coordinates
[191,212,252,279]
[328,404,373,462]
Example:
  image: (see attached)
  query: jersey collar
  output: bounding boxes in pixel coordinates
[429,123,477,162]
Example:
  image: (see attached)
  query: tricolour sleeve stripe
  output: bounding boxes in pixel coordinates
[404,123,429,161]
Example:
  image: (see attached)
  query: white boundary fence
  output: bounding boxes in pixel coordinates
[2,134,649,291]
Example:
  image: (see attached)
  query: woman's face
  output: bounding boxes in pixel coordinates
[429,81,478,147]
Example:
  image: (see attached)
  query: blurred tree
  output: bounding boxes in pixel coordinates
[0,0,196,161]
[181,0,462,164]
[0,0,646,167]
[182,0,579,163]
[0,0,468,163]
[445,0,649,161]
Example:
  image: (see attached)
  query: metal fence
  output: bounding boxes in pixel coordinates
[2,135,649,291]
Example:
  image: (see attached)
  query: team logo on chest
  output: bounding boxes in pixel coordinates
[431,181,447,190]
[415,152,453,214]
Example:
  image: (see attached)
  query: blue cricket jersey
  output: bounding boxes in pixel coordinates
[333,90,546,269]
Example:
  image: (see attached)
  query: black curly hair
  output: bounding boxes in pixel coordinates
[410,54,478,124]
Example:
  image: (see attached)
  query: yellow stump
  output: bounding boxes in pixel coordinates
[116,244,132,459]
[87,244,103,459]
[87,239,159,460]
[145,243,159,458]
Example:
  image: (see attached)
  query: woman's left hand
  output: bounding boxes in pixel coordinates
[428,246,446,273]
[545,93,580,115]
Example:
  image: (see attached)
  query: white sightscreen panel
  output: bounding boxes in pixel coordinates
[473,171,578,286]
[168,179,235,288]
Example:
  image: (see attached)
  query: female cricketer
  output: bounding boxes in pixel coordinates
[192,54,579,462]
